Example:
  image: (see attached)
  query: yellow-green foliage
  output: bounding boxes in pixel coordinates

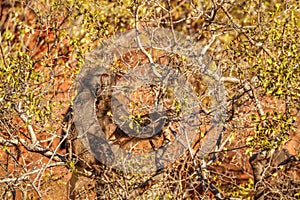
[227,1,299,152]
[0,0,299,199]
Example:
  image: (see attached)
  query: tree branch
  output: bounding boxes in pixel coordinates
[0,136,66,162]
[0,162,65,184]
[134,2,162,78]
[13,102,37,145]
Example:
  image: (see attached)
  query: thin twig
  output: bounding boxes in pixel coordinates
[166,0,177,43]
[36,127,70,188]
[13,102,37,145]
[220,5,276,61]
[200,32,223,60]
[247,83,265,117]
[0,136,66,162]
[220,76,265,117]
[0,33,8,69]
[134,2,162,78]
[0,162,65,184]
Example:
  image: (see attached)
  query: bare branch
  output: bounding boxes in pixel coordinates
[134,2,162,78]
[13,102,37,145]
[0,136,66,162]
[220,77,265,117]
[0,162,65,184]
[220,5,277,61]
